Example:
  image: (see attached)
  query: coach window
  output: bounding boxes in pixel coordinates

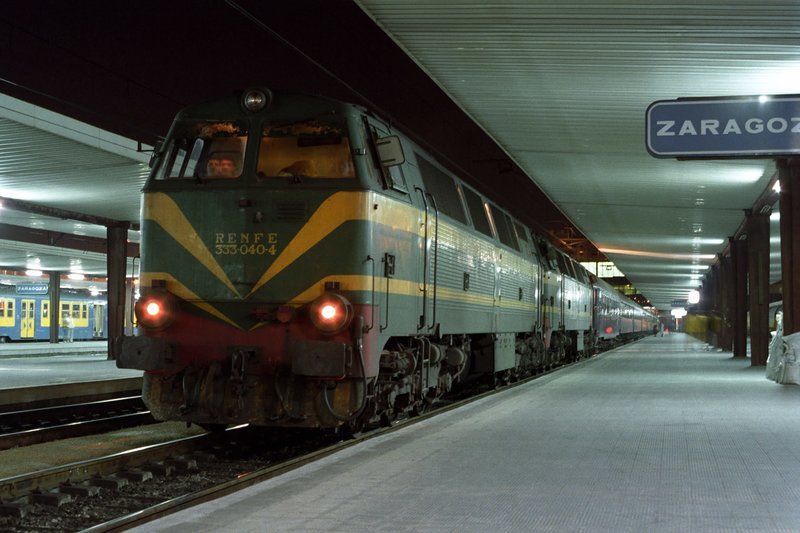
[416,155,467,223]
[462,187,493,237]
[258,120,355,180]
[154,121,247,180]
[572,261,588,284]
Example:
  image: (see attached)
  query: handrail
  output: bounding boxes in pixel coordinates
[415,186,429,330]
[425,192,440,332]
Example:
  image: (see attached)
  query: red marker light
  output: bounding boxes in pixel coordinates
[145,301,162,317]
[320,304,337,321]
[309,293,353,334]
[135,290,176,330]
[605,326,614,334]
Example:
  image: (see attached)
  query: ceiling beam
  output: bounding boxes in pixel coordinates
[0,222,139,258]
[0,196,140,231]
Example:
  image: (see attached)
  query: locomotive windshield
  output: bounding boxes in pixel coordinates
[153,121,247,180]
[257,120,355,180]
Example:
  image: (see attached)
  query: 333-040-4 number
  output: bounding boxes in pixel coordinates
[215,244,277,255]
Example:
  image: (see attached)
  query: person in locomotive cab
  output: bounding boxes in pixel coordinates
[205,154,238,178]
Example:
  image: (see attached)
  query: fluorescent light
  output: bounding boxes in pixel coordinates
[25,269,43,277]
[67,273,85,281]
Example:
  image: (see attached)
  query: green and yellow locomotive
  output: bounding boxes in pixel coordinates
[118,87,610,430]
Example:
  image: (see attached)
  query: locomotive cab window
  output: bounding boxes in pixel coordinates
[258,120,355,180]
[364,120,408,193]
[154,121,247,180]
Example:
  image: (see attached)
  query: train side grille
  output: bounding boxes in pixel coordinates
[275,202,306,222]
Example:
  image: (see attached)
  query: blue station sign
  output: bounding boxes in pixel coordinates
[646,96,800,158]
[16,283,49,295]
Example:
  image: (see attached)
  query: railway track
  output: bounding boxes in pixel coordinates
[0,395,155,451]
[0,378,148,450]
[0,350,608,532]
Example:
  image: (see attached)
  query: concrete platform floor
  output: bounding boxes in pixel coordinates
[134,333,800,532]
[0,341,140,390]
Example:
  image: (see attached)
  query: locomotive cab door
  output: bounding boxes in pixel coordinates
[20,299,35,338]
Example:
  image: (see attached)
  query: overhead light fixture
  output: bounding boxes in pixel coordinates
[688,289,700,304]
[671,308,688,319]
[759,95,770,103]
[67,273,85,281]
[25,269,43,277]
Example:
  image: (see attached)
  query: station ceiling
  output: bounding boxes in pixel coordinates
[0,1,794,311]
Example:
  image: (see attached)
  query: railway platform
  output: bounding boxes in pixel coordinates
[0,341,141,403]
[135,332,800,532]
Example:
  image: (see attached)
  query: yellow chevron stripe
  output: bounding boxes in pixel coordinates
[141,272,242,330]
[144,193,240,298]
[247,192,368,297]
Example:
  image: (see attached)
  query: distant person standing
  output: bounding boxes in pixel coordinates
[63,312,75,342]
[659,322,664,337]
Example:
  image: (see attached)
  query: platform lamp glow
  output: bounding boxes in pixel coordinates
[688,289,700,305]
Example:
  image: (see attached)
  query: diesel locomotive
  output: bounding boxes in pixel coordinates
[117,88,655,430]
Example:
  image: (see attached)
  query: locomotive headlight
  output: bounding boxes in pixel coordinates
[308,292,353,334]
[135,289,177,330]
[241,88,272,113]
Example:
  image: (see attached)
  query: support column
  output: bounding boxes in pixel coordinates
[731,237,748,359]
[718,252,733,351]
[778,159,800,335]
[48,271,61,344]
[107,223,129,360]
[746,210,770,366]
[709,262,722,348]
